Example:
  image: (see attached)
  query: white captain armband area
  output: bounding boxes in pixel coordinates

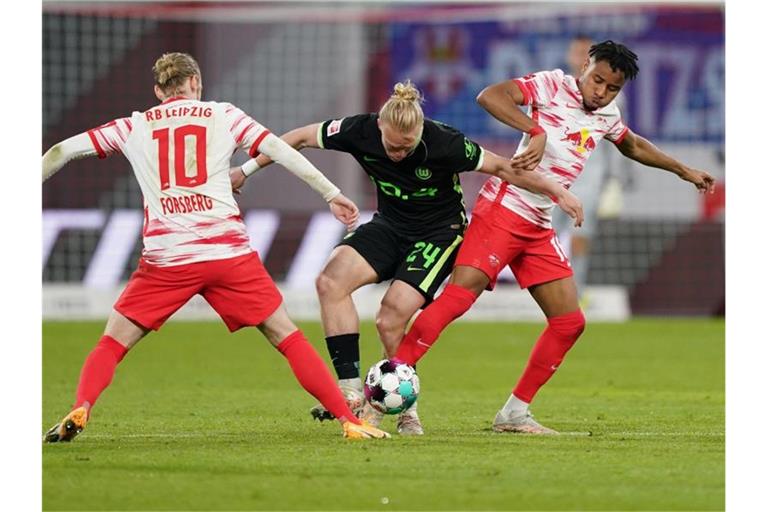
[241,159,261,177]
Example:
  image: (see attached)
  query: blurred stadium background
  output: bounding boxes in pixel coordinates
[42,1,724,321]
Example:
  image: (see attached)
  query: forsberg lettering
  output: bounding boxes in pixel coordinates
[160,193,214,215]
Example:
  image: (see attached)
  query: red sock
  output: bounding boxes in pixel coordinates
[277,330,361,424]
[74,335,129,413]
[512,310,586,403]
[394,284,477,365]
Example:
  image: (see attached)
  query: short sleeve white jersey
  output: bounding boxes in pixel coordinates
[479,69,629,228]
[86,97,271,266]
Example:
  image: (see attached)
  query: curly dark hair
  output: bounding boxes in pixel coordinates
[589,40,639,81]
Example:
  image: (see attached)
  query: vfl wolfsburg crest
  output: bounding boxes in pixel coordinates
[415,166,432,180]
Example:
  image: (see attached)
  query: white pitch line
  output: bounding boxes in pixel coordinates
[81,432,246,439]
[558,431,725,437]
[608,431,724,437]
[73,431,725,440]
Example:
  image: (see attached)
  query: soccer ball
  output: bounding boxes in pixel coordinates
[364,359,420,414]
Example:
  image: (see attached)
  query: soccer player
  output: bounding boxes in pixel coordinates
[42,52,390,442]
[393,41,716,434]
[231,81,583,435]
[551,35,630,301]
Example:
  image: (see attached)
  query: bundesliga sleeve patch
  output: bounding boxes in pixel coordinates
[327,119,343,137]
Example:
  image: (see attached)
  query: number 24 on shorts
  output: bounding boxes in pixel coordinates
[406,242,441,269]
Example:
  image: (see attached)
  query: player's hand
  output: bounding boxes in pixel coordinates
[329,193,360,231]
[680,167,716,194]
[555,188,584,227]
[229,167,247,195]
[511,132,546,171]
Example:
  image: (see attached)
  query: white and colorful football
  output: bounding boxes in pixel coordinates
[364,359,420,414]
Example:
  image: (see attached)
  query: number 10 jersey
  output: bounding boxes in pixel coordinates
[86,97,270,266]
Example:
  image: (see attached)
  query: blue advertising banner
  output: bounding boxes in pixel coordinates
[389,7,724,143]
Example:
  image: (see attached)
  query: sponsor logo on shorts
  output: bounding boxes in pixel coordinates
[488,254,500,267]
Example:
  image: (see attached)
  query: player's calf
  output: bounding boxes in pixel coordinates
[395,284,478,365]
[512,310,585,403]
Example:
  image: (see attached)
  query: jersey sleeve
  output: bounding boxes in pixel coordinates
[223,103,272,157]
[86,117,133,158]
[434,126,484,173]
[512,69,565,108]
[317,114,368,152]
[604,114,629,145]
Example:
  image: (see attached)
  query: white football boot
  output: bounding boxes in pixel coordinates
[492,409,559,435]
[359,401,385,428]
[396,402,424,436]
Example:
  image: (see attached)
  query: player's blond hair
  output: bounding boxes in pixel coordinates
[153,52,201,95]
[379,80,424,133]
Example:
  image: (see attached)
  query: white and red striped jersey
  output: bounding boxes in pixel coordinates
[479,69,628,228]
[87,97,270,266]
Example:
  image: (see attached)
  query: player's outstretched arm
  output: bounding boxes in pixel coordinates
[42,132,98,182]
[476,80,531,130]
[231,123,322,191]
[254,133,359,229]
[478,150,584,227]
[615,129,716,193]
[476,80,546,172]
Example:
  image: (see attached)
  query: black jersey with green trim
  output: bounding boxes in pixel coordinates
[318,113,483,235]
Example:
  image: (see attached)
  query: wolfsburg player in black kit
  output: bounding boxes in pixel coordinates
[231,81,583,435]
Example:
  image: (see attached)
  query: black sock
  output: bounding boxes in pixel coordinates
[325,333,360,380]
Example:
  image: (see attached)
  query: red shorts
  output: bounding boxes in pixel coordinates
[114,251,282,332]
[455,197,573,290]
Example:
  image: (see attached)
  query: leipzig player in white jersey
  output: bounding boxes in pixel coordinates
[42,52,390,442]
[393,41,715,434]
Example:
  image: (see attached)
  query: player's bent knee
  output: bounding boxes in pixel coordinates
[450,266,489,296]
[374,308,396,336]
[375,316,406,341]
[375,299,411,333]
[315,271,341,299]
[548,309,586,340]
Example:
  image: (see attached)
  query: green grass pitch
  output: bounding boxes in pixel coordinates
[43,319,723,510]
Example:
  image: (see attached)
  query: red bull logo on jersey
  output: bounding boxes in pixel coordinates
[561,128,596,154]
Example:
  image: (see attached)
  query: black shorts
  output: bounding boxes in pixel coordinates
[338,214,465,303]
